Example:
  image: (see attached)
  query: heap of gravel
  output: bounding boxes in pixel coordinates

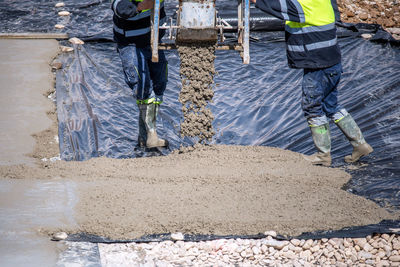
[338,0,400,39]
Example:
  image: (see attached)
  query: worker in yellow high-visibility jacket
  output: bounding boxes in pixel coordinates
[112,0,168,148]
[253,0,373,166]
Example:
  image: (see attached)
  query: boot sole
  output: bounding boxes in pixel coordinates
[344,145,373,163]
[146,140,169,148]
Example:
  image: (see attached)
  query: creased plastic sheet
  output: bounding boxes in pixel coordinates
[56,31,400,210]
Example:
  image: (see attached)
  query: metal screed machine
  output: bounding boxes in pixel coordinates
[150,0,250,64]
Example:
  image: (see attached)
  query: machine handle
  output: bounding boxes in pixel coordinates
[151,0,161,62]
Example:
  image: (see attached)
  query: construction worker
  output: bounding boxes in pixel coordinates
[252,0,373,166]
[111,0,168,148]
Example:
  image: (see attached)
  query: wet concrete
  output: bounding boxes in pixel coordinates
[0,39,58,166]
[0,179,78,267]
[0,39,77,267]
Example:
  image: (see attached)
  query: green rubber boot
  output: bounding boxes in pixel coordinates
[335,114,373,163]
[138,103,168,148]
[303,123,332,167]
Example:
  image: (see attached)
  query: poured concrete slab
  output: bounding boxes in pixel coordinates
[0,178,78,267]
[0,39,58,166]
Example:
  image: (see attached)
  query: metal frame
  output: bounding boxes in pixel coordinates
[151,0,250,64]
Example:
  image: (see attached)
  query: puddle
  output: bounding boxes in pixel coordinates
[0,179,78,267]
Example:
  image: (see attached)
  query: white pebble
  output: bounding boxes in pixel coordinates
[52,232,68,241]
[264,231,277,238]
[55,2,65,8]
[68,37,84,45]
[58,11,70,16]
[171,232,184,241]
[361,33,373,39]
[60,46,74,52]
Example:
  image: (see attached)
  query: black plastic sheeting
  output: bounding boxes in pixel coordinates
[66,220,400,243]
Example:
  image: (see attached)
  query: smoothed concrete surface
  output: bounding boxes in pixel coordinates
[0,39,58,166]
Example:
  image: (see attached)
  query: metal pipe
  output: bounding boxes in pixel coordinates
[151,0,161,62]
[243,0,250,64]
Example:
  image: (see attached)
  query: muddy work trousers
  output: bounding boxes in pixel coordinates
[117,44,168,103]
[301,62,343,120]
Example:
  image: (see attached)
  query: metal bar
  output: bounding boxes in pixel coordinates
[0,32,69,39]
[158,43,243,51]
[151,0,161,62]
[243,0,250,64]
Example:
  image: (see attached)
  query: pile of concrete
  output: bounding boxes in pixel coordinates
[98,232,400,266]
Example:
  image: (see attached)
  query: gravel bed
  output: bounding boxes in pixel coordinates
[98,232,400,266]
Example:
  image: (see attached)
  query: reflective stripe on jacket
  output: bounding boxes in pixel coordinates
[111,0,166,47]
[256,0,341,69]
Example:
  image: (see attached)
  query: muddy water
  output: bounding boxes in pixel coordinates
[178,42,216,143]
[0,179,78,267]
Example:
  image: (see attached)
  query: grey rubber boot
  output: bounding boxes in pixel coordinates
[335,114,373,163]
[138,103,168,148]
[303,123,332,166]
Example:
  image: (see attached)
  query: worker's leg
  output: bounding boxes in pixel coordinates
[301,66,334,166]
[136,46,168,148]
[117,44,140,91]
[321,63,373,162]
[148,49,168,104]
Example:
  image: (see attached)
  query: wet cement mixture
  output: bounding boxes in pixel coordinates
[178,42,216,143]
[1,135,399,240]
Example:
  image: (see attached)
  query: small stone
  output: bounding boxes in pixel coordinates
[252,246,260,255]
[382,234,390,241]
[69,37,84,45]
[310,245,320,253]
[354,238,368,248]
[291,239,301,246]
[377,250,386,259]
[60,46,74,52]
[171,232,184,241]
[336,262,347,267]
[387,28,400,35]
[345,10,355,17]
[282,251,296,259]
[362,33,373,39]
[54,24,65,29]
[359,13,368,20]
[55,2,65,8]
[58,11,70,16]
[393,242,400,250]
[264,231,277,238]
[390,255,400,262]
[377,260,391,267]
[303,239,313,250]
[358,251,373,260]
[263,239,288,250]
[364,243,373,252]
[51,61,62,70]
[52,232,67,241]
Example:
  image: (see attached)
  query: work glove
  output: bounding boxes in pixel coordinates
[115,0,139,19]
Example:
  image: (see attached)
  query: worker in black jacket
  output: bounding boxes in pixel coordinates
[112,0,168,148]
[253,0,373,166]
